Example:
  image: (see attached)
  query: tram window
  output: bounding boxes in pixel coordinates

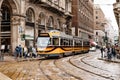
[60,39,67,46]
[48,38,52,45]
[79,40,82,46]
[64,39,69,46]
[68,39,70,46]
[70,40,73,46]
[53,38,59,45]
[83,41,89,46]
[75,40,81,46]
[60,39,64,46]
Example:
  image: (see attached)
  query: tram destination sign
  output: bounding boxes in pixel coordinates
[39,33,49,37]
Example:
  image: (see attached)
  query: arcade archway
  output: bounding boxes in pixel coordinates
[1,0,18,53]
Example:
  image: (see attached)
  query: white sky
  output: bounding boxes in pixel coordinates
[94,0,118,31]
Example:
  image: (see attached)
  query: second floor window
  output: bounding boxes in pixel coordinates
[48,16,54,27]
[96,32,98,35]
[53,0,59,5]
[26,8,35,22]
[96,16,98,19]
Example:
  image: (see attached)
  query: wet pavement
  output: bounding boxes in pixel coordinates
[0,50,120,80]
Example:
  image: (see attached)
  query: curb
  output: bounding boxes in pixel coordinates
[16,58,42,62]
[98,58,120,63]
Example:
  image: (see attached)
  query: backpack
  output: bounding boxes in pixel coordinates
[15,47,19,52]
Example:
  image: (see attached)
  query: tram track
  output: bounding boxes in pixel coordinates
[39,60,52,80]
[54,59,81,80]
[81,55,110,72]
[69,54,115,80]
[39,58,78,80]
[0,53,119,80]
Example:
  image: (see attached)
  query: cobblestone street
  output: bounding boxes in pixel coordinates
[0,50,120,80]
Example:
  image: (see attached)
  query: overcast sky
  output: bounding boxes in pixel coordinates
[94,0,118,31]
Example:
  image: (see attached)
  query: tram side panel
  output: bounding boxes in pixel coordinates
[82,40,90,53]
[36,31,90,57]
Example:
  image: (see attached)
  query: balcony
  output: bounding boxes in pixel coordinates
[25,21,35,27]
[29,0,65,16]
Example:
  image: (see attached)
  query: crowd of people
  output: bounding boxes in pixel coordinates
[14,45,37,59]
[100,45,118,60]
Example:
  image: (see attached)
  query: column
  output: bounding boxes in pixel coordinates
[34,21,38,47]
[11,15,25,53]
[0,11,2,49]
[118,14,120,44]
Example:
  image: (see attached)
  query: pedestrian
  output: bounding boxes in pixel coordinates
[104,46,107,58]
[0,45,5,61]
[14,46,19,59]
[32,47,37,58]
[100,46,104,58]
[107,46,112,60]
[28,46,32,58]
[23,46,28,58]
[0,50,4,61]
[111,46,116,60]
[18,45,23,58]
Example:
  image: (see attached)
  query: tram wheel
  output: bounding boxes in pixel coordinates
[45,55,49,58]
[59,54,63,58]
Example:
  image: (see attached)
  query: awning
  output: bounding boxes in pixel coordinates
[89,39,97,46]
[25,35,34,40]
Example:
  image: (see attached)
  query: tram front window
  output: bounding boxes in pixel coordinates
[37,37,50,50]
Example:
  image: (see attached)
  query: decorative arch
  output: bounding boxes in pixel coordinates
[0,0,19,14]
[0,0,19,53]
[48,16,54,27]
[26,7,35,22]
[1,3,11,21]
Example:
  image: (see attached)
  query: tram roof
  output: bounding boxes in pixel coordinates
[48,30,73,39]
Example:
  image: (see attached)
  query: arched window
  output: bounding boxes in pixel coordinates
[1,4,11,32]
[53,0,59,5]
[38,12,45,25]
[2,5,10,21]
[48,16,54,27]
[26,8,35,22]
[56,19,60,30]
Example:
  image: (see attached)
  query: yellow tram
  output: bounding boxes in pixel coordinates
[36,30,90,57]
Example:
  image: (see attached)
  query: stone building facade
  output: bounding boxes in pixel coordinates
[71,0,94,39]
[113,0,120,44]
[94,5,105,46]
[0,0,72,53]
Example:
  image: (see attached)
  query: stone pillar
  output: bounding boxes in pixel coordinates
[19,16,26,46]
[11,15,25,53]
[0,10,2,50]
[11,16,19,53]
[34,21,38,47]
[118,14,120,44]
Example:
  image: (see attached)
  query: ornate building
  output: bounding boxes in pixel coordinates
[113,0,120,44]
[71,0,94,39]
[0,0,72,53]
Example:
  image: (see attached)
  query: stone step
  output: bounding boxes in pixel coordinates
[0,72,12,80]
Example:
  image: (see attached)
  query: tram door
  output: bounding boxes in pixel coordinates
[1,4,11,52]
